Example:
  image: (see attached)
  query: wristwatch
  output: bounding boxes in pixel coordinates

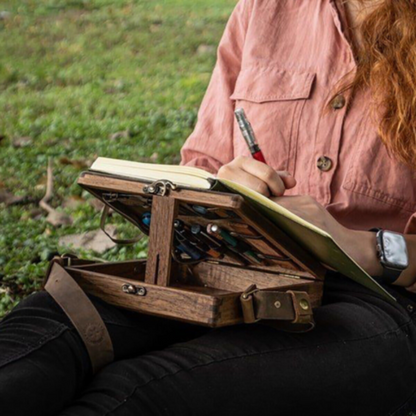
[370,228,409,284]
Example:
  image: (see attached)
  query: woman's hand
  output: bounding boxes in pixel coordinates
[270,195,347,242]
[270,195,385,278]
[217,156,296,197]
[268,195,416,290]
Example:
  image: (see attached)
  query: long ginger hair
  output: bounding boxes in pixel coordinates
[337,0,416,168]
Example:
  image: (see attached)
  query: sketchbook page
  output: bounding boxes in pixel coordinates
[90,158,214,189]
[220,179,395,302]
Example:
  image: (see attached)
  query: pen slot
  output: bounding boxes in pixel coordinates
[257,253,292,262]
[229,233,292,261]
[232,231,290,262]
[173,233,207,263]
[102,192,152,208]
[179,204,198,216]
[229,231,263,240]
[205,207,238,219]
[171,248,201,265]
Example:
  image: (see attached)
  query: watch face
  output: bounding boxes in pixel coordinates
[380,231,409,270]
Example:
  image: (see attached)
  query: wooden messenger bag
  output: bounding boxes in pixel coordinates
[43,172,325,371]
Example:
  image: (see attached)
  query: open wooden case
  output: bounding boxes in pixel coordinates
[60,172,326,329]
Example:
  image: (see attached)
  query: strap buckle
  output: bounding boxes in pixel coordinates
[240,284,260,324]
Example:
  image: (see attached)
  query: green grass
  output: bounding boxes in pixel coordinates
[0,0,236,316]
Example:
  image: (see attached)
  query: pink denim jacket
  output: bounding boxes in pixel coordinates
[180,0,416,234]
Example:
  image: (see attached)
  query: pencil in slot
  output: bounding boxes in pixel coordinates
[191,224,247,265]
[190,205,220,219]
[179,203,199,216]
[227,223,290,260]
[174,233,206,261]
[174,220,223,260]
[206,224,265,265]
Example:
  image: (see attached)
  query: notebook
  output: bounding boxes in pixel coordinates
[89,157,395,302]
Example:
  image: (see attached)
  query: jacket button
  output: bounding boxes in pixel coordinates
[317,156,333,172]
[331,94,346,110]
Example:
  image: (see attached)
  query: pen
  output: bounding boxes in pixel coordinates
[191,205,219,219]
[176,239,205,260]
[191,224,247,265]
[174,220,223,259]
[142,212,151,227]
[206,224,263,265]
[234,108,267,164]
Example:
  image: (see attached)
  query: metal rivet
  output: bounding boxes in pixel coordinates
[300,299,310,311]
[122,284,147,296]
[137,287,147,296]
[274,301,281,309]
[407,305,414,313]
[122,284,137,294]
[317,156,333,172]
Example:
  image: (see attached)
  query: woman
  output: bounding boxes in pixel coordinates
[2,1,416,415]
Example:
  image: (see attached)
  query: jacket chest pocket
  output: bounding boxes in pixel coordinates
[230,67,316,172]
[342,116,416,215]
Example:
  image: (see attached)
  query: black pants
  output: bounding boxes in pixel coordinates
[1,273,416,416]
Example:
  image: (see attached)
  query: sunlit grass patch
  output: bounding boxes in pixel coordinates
[0,0,236,315]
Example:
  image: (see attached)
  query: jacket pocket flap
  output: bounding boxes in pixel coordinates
[230,67,316,103]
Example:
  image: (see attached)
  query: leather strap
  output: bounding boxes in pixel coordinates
[100,205,143,245]
[44,261,114,374]
[240,284,314,331]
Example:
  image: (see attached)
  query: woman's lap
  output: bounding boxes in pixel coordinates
[59,285,416,416]
[0,291,208,416]
[1,274,416,416]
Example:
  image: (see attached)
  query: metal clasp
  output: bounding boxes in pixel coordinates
[240,284,259,324]
[122,284,147,296]
[143,180,177,197]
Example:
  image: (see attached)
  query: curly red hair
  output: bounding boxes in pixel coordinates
[334,0,416,168]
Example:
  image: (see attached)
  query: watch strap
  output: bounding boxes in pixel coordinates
[378,266,402,285]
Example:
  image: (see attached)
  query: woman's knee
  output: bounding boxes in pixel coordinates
[5,290,73,326]
[0,291,93,416]
[0,291,77,368]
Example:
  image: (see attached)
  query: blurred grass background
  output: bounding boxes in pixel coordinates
[0,0,236,315]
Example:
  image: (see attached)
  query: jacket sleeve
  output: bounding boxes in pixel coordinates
[404,213,416,234]
[180,0,252,174]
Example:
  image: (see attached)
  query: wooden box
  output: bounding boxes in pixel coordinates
[63,172,326,328]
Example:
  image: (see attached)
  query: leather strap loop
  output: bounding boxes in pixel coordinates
[100,205,143,245]
[44,261,114,374]
[240,285,314,330]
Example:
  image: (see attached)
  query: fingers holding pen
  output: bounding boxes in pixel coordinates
[237,156,296,196]
[231,109,297,195]
[232,169,272,197]
[276,170,297,190]
[217,156,296,197]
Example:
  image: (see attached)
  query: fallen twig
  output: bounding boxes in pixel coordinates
[39,159,73,226]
